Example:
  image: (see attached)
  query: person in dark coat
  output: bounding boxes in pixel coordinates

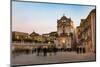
[43,46,47,56]
[53,46,57,55]
[48,46,52,56]
[37,47,41,56]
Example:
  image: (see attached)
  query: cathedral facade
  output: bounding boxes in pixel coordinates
[55,15,76,50]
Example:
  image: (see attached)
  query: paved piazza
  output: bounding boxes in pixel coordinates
[11,52,96,66]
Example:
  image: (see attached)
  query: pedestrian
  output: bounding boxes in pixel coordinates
[48,46,52,56]
[43,46,47,56]
[37,46,41,56]
[32,48,34,54]
[53,46,57,55]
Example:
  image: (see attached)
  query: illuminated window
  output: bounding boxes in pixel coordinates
[16,36,19,39]
[25,36,27,39]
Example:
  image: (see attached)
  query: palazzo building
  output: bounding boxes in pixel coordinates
[12,31,31,42]
[76,9,96,53]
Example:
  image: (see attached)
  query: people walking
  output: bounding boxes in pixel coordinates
[48,46,52,56]
[37,46,41,56]
[43,46,47,56]
[53,46,57,55]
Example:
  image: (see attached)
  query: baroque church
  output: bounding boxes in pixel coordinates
[55,15,76,50]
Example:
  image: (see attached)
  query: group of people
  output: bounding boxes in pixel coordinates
[12,45,84,58]
[32,45,57,56]
[76,47,85,54]
[12,48,31,58]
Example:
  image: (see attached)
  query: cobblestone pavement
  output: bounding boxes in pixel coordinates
[11,52,96,66]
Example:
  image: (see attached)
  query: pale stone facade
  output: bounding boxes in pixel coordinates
[76,9,96,53]
[55,15,76,50]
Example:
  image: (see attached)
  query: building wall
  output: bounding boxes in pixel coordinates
[91,10,96,52]
[12,31,30,42]
[56,15,76,49]
[76,9,96,53]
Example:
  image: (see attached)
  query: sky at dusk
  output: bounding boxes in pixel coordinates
[12,1,95,35]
